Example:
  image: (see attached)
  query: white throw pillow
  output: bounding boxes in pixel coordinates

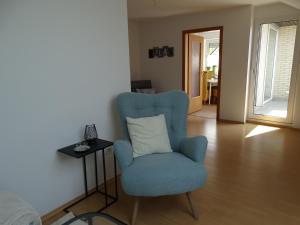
[126,114,172,158]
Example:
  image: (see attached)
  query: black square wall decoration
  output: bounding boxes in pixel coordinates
[158,48,164,58]
[162,46,168,56]
[148,46,174,58]
[167,47,174,57]
[148,49,154,58]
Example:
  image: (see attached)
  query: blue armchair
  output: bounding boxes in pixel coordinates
[114,90,208,224]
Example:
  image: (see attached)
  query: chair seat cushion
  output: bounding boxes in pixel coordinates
[121,152,207,196]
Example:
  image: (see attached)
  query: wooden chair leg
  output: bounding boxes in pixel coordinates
[186,192,199,220]
[131,198,140,225]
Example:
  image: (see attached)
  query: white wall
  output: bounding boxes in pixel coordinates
[0,0,130,215]
[136,6,253,122]
[128,20,141,80]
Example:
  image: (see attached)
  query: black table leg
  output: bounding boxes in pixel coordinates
[114,154,118,199]
[102,150,108,206]
[59,139,119,213]
[94,152,99,192]
[83,156,88,197]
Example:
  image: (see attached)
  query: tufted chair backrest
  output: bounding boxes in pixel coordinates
[116,90,189,152]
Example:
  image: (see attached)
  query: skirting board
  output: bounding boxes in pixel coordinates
[41,176,118,223]
[218,119,244,124]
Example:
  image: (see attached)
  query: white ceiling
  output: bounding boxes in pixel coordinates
[127,0,300,19]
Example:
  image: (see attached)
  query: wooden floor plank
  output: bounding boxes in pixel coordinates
[44,117,300,225]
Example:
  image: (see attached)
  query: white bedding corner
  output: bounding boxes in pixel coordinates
[0,192,41,225]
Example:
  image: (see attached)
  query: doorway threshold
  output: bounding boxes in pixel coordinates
[246,118,293,129]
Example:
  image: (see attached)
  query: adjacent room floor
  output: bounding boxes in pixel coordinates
[190,105,217,119]
[45,117,300,225]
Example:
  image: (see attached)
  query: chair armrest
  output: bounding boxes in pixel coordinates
[179,136,208,163]
[113,139,134,171]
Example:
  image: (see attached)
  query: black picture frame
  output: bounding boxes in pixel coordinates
[162,46,169,56]
[148,49,154,58]
[149,46,174,58]
[158,48,164,58]
[167,47,174,57]
[153,47,159,57]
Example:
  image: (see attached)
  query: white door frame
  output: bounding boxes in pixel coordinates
[248,17,300,125]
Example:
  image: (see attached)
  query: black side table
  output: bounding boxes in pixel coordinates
[57,138,117,212]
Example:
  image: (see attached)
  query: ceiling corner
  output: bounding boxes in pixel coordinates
[281,0,300,10]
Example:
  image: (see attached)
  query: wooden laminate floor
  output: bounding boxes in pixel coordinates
[45,117,300,225]
[190,105,217,119]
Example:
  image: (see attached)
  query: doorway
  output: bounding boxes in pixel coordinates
[248,20,298,124]
[182,27,223,120]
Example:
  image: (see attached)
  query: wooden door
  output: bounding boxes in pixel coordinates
[187,34,204,113]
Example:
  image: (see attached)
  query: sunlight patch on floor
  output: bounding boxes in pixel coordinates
[245,125,280,138]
